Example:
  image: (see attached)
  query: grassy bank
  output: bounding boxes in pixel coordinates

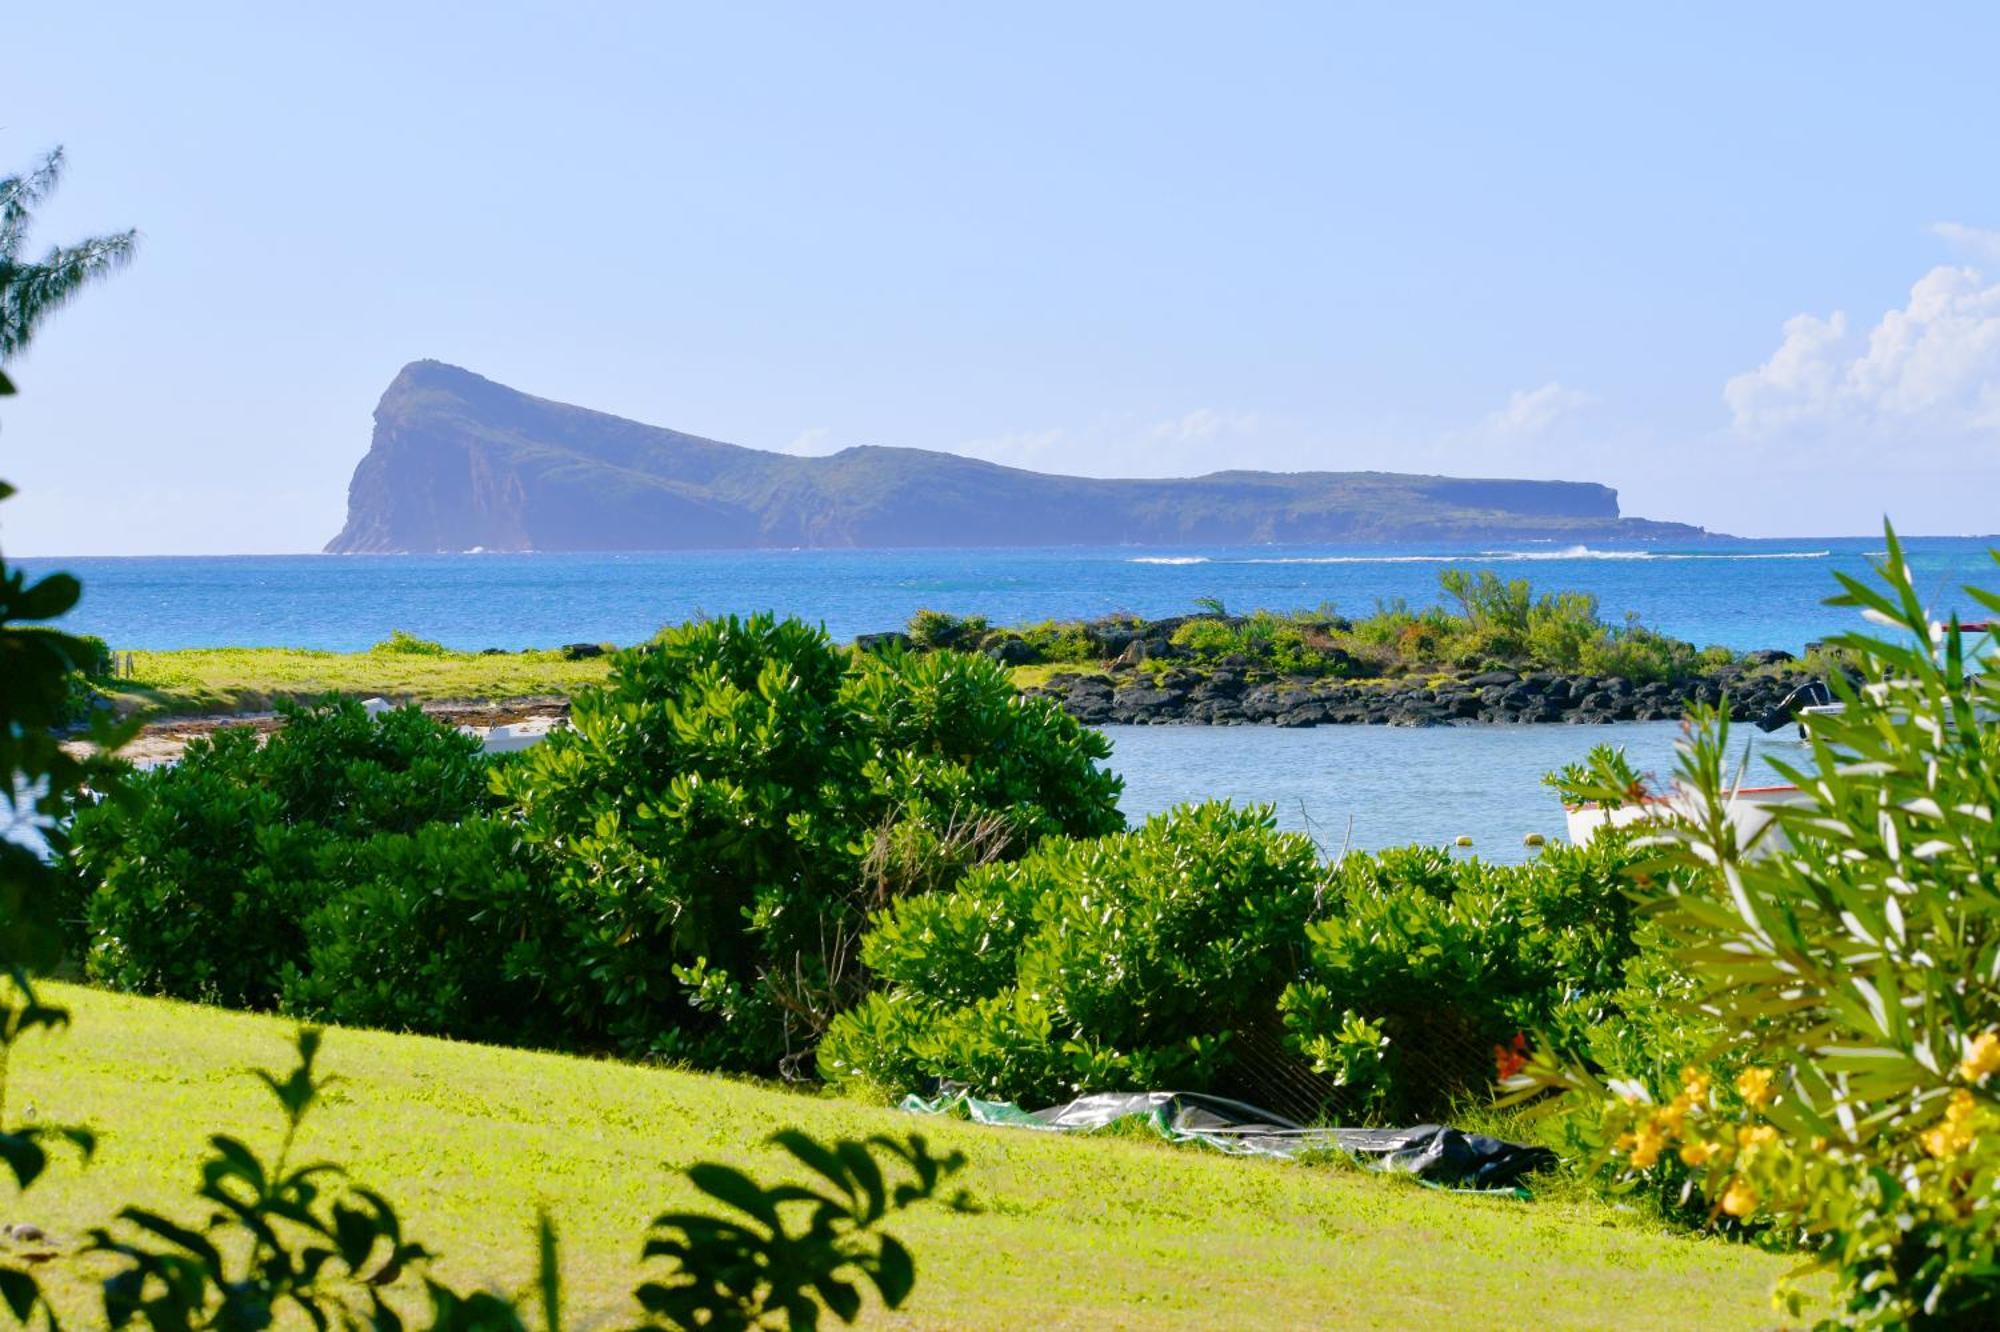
[100,645,612,716]
[14,985,1805,1328]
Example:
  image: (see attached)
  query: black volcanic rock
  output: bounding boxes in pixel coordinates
[326,361,1714,553]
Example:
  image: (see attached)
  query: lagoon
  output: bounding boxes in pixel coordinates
[1103,718,1791,861]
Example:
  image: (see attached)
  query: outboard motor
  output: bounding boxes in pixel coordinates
[1755,679,1833,733]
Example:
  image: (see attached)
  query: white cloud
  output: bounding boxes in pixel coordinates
[954,409,1287,476]
[782,426,838,456]
[1482,382,1592,437]
[1147,408,1264,445]
[1725,265,2000,441]
[1931,222,2000,264]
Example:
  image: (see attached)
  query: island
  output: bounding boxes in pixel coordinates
[325,361,1714,553]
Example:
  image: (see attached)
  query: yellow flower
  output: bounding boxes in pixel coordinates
[1679,1140,1720,1167]
[1736,1124,1778,1151]
[1655,1096,1691,1135]
[1961,1031,2000,1083]
[1922,1088,1979,1160]
[1736,1067,1775,1107]
[1720,1178,1758,1218]
[1679,1066,1712,1100]
[1626,1118,1670,1169]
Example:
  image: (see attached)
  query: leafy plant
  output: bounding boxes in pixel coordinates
[89,1028,440,1329]
[1541,742,1652,810]
[497,614,1123,1073]
[371,628,450,657]
[280,816,557,1043]
[1511,526,2000,1328]
[821,802,1325,1104]
[904,610,988,651]
[1280,834,1648,1120]
[0,143,134,1327]
[636,1129,965,1330]
[0,970,95,1328]
[69,697,517,1013]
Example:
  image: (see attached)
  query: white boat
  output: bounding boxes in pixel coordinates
[1564,781,1812,854]
[1754,620,1995,742]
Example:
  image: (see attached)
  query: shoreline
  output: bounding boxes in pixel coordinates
[1023,660,1807,728]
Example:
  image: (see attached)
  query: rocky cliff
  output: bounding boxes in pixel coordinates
[325,361,1711,552]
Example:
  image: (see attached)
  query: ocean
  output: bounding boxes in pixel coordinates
[24,534,1994,860]
[29,535,1998,655]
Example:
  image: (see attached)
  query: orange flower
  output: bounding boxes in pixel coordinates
[1720,1178,1758,1218]
[1494,1032,1529,1081]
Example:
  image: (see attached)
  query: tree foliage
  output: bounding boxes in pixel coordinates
[0,148,136,363]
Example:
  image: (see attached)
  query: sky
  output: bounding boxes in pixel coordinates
[3,2,1999,553]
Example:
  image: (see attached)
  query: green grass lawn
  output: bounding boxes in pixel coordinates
[12,985,1805,1328]
[103,647,612,716]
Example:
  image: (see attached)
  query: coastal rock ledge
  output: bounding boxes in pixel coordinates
[1022,660,1809,728]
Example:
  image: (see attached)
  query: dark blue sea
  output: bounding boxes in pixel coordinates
[28,536,2000,655]
[24,535,1997,859]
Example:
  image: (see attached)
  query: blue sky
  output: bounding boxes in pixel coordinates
[4,2,1999,552]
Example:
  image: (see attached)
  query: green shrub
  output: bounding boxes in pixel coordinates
[1280,835,1647,1121]
[1167,611,1355,677]
[1516,529,2000,1328]
[821,802,1325,1105]
[280,816,559,1044]
[371,627,450,656]
[905,609,988,651]
[68,697,506,1010]
[1013,620,1097,664]
[497,614,1123,1073]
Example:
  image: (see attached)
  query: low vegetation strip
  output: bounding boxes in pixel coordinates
[98,643,611,717]
[14,985,1802,1329]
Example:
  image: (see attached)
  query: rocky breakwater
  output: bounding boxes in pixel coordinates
[1023,654,1808,729]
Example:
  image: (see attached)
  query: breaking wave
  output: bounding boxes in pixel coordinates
[1130,547,1833,566]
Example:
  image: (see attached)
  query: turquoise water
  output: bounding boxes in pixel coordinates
[1104,718,1790,861]
[29,535,1998,654]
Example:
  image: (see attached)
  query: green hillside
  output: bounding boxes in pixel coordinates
[13,985,1802,1328]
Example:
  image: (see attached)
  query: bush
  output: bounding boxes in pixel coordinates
[905,609,988,651]
[1014,619,1098,664]
[820,802,1325,1105]
[1517,529,2000,1328]
[496,614,1123,1073]
[371,627,450,656]
[68,697,513,1012]
[1279,835,1647,1120]
[1167,611,1356,677]
[279,816,558,1044]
